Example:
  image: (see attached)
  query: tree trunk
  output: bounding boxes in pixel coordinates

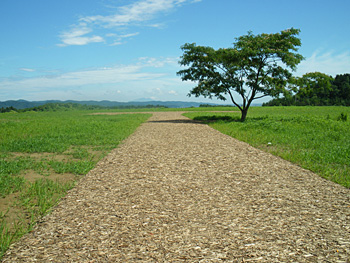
[240,108,248,122]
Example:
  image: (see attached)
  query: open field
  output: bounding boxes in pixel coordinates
[1,105,349,258]
[2,111,349,262]
[184,106,350,188]
[0,110,151,256]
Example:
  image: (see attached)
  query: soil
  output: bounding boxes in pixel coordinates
[2,112,350,262]
[0,147,103,232]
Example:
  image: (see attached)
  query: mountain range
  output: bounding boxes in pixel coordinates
[0,99,224,109]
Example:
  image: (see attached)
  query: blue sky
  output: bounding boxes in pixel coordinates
[1,0,350,103]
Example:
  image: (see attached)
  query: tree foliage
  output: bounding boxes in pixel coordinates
[264,73,350,106]
[177,28,304,121]
[0,106,17,113]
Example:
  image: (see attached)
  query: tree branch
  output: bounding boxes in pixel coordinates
[227,89,243,111]
[253,94,268,100]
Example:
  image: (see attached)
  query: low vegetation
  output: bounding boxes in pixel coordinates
[0,110,151,257]
[1,104,349,257]
[184,106,350,188]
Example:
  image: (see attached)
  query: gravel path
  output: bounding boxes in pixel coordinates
[3,112,350,262]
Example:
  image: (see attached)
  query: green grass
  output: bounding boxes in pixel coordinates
[184,106,350,188]
[0,111,150,153]
[20,178,75,219]
[0,212,27,257]
[0,110,151,257]
[0,111,151,197]
[2,105,348,256]
[48,160,95,175]
[88,105,237,113]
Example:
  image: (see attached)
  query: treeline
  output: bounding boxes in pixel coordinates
[0,102,168,113]
[1,103,104,113]
[110,104,168,109]
[199,104,231,107]
[264,73,350,106]
[0,106,18,113]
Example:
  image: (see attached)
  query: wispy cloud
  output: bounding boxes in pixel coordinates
[81,0,184,27]
[297,50,350,77]
[58,23,105,47]
[0,57,178,92]
[19,68,36,72]
[0,56,190,101]
[169,90,178,95]
[57,0,201,47]
[138,56,178,68]
[1,65,157,90]
[108,32,140,46]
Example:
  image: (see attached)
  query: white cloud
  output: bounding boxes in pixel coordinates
[81,0,179,27]
[58,23,105,47]
[138,56,178,68]
[120,32,140,38]
[154,87,162,93]
[19,68,36,72]
[0,57,178,94]
[0,56,214,102]
[297,50,350,77]
[169,90,178,95]
[147,23,166,28]
[110,41,123,46]
[58,0,201,46]
[108,32,139,46]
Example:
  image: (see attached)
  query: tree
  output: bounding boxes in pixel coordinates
[332,74,350,105]
[295,72,334,105]
[177,28,304,121]
[263,72,350,106]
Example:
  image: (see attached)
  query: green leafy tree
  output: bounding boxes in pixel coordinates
[332,74,350,105]
[264,73,350,106]
[177,28,304,121]
[295,72,334,105]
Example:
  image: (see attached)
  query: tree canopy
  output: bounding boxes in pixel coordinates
[264,73,350,106]
[177,28,304,121]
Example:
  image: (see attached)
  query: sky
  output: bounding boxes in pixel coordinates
[1,0,350,104]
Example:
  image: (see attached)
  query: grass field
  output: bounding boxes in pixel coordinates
[184,106,350,188]
[1,105,349,256]
[0,110,151,257]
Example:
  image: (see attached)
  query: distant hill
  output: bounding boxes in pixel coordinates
[0,100,221,110]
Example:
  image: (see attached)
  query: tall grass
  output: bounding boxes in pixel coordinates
[184,106,350,188]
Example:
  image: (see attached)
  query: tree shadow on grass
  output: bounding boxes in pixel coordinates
[193,115,240,123]
[148,119,204,124]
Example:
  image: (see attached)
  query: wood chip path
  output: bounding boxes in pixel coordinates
[3,112,350,262]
